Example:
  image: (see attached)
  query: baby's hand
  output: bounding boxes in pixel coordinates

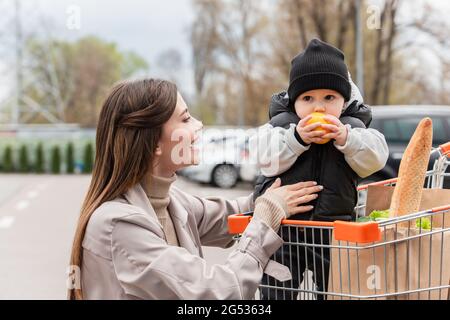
[296,115,328,145]
[320,115,348,146]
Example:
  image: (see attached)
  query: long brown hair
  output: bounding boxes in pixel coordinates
[68,79,177,300]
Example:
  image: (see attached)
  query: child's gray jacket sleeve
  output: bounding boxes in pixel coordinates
[249,123,389,179]
[249,123,309,177]
[335,126,389,178]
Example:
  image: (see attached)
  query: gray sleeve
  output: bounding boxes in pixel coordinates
[187,192,255,248]
[335,126,389,178]
[249,123,310,177]
[111,214,283,300]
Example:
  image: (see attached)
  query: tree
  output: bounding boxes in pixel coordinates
[83,143,94,174]
[18,145,30,173]
[270,0,363,97]
[369,0,401,105]
[35,143,44,173]
[121,51,149,78]
[190,0,272,126]
[156,49,183,84]
[258,0,450,107]
[2,146,14,173]
[23,36,149,127]
[191,0,222,97]
[50,146,61,174]
[66,142,75,174]
[400,1,450,105]
[190,0,223,124]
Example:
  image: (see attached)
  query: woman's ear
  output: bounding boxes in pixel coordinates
[155,144,163,157]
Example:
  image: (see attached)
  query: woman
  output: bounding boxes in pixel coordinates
[68,79,323,300]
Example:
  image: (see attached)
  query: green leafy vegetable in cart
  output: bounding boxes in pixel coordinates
[356,216,372,223]
[357,210,390,222]
[369,210,390,220]
[415,217,431,230]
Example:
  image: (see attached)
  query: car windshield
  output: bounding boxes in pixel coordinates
[373,116,448,145]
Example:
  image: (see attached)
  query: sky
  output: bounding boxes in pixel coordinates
[2,0,450,107]
[41,0,196,93]
[0,0,196,102]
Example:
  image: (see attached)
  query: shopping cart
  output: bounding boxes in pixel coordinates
[228,142,450,300]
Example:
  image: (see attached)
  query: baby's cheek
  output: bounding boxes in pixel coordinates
[330,111,342,119]
[327,104,344,118]
[294,103,312,119]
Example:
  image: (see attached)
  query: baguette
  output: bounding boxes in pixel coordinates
[389,118,433,222]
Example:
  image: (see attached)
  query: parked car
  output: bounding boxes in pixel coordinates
[366,105,450,187]
[180,133,257,188]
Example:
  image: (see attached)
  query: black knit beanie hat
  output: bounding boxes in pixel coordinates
[288,39,351,108]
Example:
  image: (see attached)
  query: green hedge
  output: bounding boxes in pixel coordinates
[83,143,94,174]
[2,146,14,173]
[35,143,45,174]
[19,145,30,173]
[66,143,75,174]
[0,141,95,174]
[50,146,61,174]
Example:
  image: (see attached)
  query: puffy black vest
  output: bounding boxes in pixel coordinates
[254,92,372,222]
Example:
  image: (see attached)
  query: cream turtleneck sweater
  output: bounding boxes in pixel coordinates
[142,173,179,246]
[142,173,287,245]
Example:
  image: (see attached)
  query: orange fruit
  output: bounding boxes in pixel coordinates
[306,112,331,144]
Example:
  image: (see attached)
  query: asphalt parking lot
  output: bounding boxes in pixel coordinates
[0,174,253,299]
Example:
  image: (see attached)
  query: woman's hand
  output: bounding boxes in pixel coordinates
[266,178,323,218]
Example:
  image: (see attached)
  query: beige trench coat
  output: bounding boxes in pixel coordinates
[80,182,288,299]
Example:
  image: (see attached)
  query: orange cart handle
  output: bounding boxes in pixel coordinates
[357,177,398,191]
[228,213,252,234]
[228,213,381,244]
[440,142,450,156]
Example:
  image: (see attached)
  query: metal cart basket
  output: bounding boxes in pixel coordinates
[228,142,450,300]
